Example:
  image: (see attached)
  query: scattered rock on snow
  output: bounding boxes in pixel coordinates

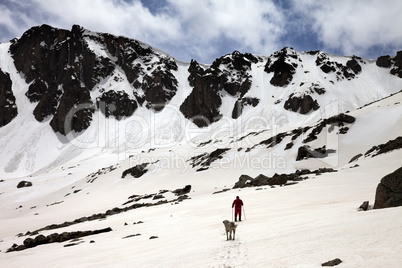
[7,227,112,252]
[122,163,149,178]
[296,145,336,161]
[123,234,141,239]
[358,201,369,211]
[189,148,230,171]
[172,185,192,196]
[64,240,85,247]
[212,188,230,194]
[322,258,342,266]
[17,181,32,188]
[349,153,363,163]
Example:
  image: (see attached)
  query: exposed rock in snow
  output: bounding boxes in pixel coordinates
[322,258,342,266]
[97,90,137,119]
[284,93,320,114]
[365,136,402,157]
[181,51,258,127]
[315,52,361,81]
[16,180,32,188]
[6,227,113,252]
[377,51,402,78]
[232,97,260,119]
[264,47,300,87]
[122,163,149,178]
[9,24,178,134]
[374,166,402,209]
[0,70,17,127]
[296,145,336,161]
[376,55,392,68]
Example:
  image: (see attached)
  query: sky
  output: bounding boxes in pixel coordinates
[0,0,401,64]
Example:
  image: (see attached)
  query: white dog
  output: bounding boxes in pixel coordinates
[223,220,237,240]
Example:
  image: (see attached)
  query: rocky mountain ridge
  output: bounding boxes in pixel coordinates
[0,24,402,178]
[1,24,401,135]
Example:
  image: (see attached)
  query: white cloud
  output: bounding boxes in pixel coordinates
[292,0,402,57]
[29,0,182,43]
[0,0,400,62]
[0,1,41,40]
[0,0,287,62]
[166,0,285,61]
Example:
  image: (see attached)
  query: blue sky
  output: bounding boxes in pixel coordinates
[0,0,401,64]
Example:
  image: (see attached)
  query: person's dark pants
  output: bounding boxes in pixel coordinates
[235,207,242,221]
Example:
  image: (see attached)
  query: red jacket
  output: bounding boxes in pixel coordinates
[232,198,243,209]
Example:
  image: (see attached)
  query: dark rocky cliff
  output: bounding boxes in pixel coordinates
[0,70,17,127]
[9,24,178,134]
[180,51,259,127]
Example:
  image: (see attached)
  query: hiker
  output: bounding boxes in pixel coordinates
[232,196,244,222]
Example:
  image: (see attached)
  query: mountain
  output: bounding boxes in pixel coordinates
[0,25,401,267]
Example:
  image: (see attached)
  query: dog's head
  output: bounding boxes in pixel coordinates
[223,220,230,226]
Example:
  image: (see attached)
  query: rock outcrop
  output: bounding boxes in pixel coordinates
[97,91,137,119]
[365,136,402,157]
[0,70,17,127]
[232,97,260,119]
[376,55,392,68]
[6,227,112,252]
[180,51,258,127]
[10,24,178,135]
[296,145,336,161]
[374,167,402,209]
[188,148,230,171]
[284,94,320,114]
[122,163,149,178]
[376,51,402,78]
[315,52,362,81]
[233,172,310,189]
[172,185,192,196]
[302,113,355,143]
[265,47,300,87]
[10,25,100,134]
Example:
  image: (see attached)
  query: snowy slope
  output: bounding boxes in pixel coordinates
[0,90,401,267]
